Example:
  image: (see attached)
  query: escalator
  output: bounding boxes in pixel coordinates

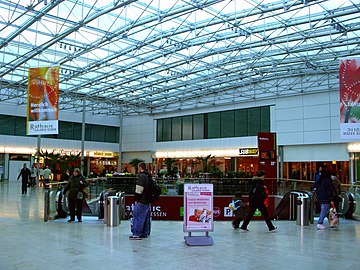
[273,190,356,220]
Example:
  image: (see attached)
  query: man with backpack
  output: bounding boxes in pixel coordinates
[240,170,277,232]
[130,162,151,240]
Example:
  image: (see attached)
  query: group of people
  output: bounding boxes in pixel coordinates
[17,163,52,192]
[231,166,342,232]
[17,163,89,223]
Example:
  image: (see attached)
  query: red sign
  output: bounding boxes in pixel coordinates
[258,132,277,194]
[339,58,360,139]
[124,195,275,221]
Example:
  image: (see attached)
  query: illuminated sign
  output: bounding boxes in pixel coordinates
[88,151,119,157]
[239,148,258,156]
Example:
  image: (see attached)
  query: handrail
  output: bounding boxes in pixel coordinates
[44,181,68,189]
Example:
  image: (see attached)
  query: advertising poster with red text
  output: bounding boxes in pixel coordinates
[27,66,59,135]
[340,58,360,139]
[184,184,214,232]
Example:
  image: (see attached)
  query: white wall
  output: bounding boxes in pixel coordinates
[283,144,349,162]
[121,115,154,152]
[0,102,120,127]
[120,90,352,162]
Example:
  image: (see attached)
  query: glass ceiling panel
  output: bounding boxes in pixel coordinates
[0,0,359,115]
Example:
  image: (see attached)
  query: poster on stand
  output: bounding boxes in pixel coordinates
[27,66,59,135]
[183,184,214,232]
[339,58,360,139]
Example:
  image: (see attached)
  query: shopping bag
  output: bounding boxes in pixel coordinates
[329,208,339,227]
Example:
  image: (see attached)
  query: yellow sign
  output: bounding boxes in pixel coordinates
[89,151,119,157]
[239,148,258,156]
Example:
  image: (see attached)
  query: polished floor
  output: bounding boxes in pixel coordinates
[0,181,359,270]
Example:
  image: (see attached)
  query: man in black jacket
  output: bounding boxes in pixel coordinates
[240,170,277,232]
[17,163,31,194]
[130,162,150,240]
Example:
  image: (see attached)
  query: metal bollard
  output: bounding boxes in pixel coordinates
[106,196,119,227]
[296,195,310,226]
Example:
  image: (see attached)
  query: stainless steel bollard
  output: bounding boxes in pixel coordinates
[106,196,119,227]
[296,195,310,226]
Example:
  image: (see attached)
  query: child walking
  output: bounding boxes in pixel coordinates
[230,192,248,228]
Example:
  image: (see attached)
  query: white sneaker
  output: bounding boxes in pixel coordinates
[317,224,326,230]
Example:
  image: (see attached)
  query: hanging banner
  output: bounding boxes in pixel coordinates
[340,58,360,139]
[27,66,59,135]
[183,184,214,232]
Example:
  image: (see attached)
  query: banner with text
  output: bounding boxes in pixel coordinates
[183,184,214,232]
[27,66,59,135]
[340,58,360,139]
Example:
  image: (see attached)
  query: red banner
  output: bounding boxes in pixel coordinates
[339,58,360,139]
[124,195,275,221]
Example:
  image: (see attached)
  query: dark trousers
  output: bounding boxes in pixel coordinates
[30,177,36,187]
[21,180,28,194]
[241,202,275,230]
[232,217,243,228]
[68,198,83,221]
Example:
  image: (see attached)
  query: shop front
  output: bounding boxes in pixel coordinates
[87,151,119,177]
[153,148,259,178]
[0,147,119,181]
[280,144,351,184]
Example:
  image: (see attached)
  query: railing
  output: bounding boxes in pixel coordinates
[44,181,67,222]
[44,176,360,221]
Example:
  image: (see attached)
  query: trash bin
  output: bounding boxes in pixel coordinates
[106,196,119,227]
[296,195,310,226]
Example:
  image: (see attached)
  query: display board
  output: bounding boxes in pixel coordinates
[27,66,59,135]
[183,184,214,233]
[340,58,360,139]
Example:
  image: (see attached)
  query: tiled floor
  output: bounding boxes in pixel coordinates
[0,181,359,270]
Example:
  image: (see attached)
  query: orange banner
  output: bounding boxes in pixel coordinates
[27,66,59,135]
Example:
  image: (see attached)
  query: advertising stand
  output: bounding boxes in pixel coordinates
[183,184,214,246]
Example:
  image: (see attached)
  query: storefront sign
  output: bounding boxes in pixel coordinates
[88,151,118,157]
[239,148,258,156]
[27,66,59,135]
[340,58,360,139]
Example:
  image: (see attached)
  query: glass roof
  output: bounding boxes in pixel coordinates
[0,0,359,116]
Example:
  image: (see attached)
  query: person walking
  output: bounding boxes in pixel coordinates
[63,168,88,222]
[313,170,335,230]
[240,170,277,232]
[42,165,52,188]
[29,164,37,187]
[130,162,151,240]
[17,163,31,194]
